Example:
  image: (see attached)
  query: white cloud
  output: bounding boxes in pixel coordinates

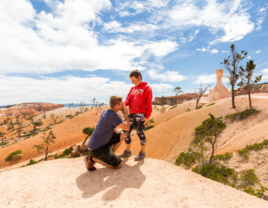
[179,37,187,43]
[196,46,210,52]
[211,49,219,54]
[147,70,186,82]
[261,68,268,81]
[248,56,251,59]
[103,21,121,30]
[194,74,229,84]
[196,46,218,54]
[150,83,173,92]
[162,0,254,44]
[104,22,160,33]
[222,50,230,53]
[256,6,268,31]
[255,50,261,54]
[144,40,178,57]
[0,0,178,75]
[0,74,171,105]
[188,30,199,42]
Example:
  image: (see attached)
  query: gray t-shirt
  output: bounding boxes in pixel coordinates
[87,109,123,150]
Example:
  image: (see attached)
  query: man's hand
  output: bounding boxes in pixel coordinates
[142,117,148,126]
[122,105,129,116]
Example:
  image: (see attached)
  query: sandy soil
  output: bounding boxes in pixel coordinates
[1,157,267,208]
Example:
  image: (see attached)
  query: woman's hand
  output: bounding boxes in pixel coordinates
[142,117,148,126]
[114,129,121,134]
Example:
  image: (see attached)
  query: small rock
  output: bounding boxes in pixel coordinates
[12,154,22,161]
[80,145,89,153]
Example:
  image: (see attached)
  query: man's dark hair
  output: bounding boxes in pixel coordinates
[110,96,123,108]
[129,69,142,80]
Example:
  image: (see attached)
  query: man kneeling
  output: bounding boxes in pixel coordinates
[84,96,130,171]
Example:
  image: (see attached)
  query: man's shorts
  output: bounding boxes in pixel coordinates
[90,132,122,167]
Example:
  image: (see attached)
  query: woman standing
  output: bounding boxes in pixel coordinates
[118,69,153,161]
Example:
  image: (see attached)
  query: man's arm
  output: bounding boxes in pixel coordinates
[118,105,130,131]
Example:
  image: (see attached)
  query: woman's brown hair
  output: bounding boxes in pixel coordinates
[129,69,142,80]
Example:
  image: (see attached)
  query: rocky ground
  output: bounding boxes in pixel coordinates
[1,157,268,208]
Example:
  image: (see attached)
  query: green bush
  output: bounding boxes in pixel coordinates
[0,141,9,146]
[185,108,191,112]
[225,108,260,122]
[240,169,259,186]
[26,159,37,166]
[66,115,74,119]
[197,106,203,109]
[169,106,177,110]
[144,125,154,131]
[192,164,238,185]
[175,151,202,168]
[237,139,268,159]
[5,150,22,161]
[243,186,267,198]
[206,103,216,107]
[54,146,73,159]
[213,153,233,161]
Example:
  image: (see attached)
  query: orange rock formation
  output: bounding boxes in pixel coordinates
[3,103,64,116]
[208,69,231,100]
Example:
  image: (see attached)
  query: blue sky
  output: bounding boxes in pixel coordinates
[0,0,267,105]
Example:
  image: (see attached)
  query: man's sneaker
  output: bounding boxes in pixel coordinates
[84,155,96,171]
[134,151,146,161]
[118,149,132,158]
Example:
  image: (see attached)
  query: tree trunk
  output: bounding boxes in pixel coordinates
[82,134,90,146]
[196,97,200,110]
[248,84,252,108]
[45,144,49,160]
[176,95,178,106]
[209,143,215,164]
[231,84,236,108]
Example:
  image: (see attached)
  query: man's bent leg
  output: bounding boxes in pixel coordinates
[92,157,122,169]
[111,132,125,152]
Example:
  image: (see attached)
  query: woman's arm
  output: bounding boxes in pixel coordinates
[144,85,153,119]
[124,87,133,107]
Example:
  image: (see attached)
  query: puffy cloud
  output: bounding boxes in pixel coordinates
[255,50,261,54]
[163,0,254,44]
[222,50,230,53]
[262,68,268,80]
[211,49,219,54]
[0,74,171,105]
[147,70,186,82]
[0,0,177,75]
[194,74,229,84]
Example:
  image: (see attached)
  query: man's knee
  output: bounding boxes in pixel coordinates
[114,161,122,169]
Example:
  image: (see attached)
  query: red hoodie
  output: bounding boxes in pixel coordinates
[124,81,153,119]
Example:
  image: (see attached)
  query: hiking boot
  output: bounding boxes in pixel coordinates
[118,149,132,158]
[134,151,146,161]
[84,155,96,171]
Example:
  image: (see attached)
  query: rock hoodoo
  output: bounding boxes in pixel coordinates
[208,69,231,100]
